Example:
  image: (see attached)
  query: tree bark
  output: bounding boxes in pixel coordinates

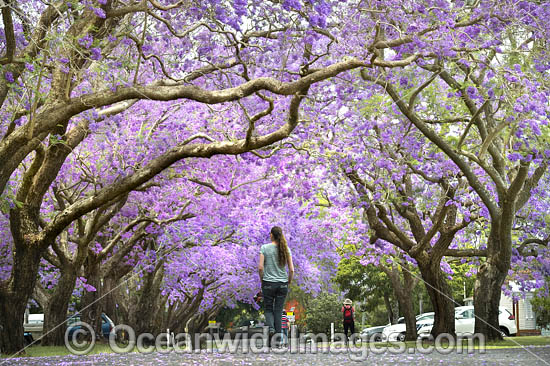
[474,226,510,341]
[130,269,162,335]
[383,293,395,324]
[417,259,456,338]
[473,261,507,340]
[41,267,78,346]
[80,255,103,339]
[0,206,49,354]
[384,263,417,341]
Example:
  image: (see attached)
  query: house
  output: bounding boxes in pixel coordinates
[499,281,539,335]
[464,281,540,336]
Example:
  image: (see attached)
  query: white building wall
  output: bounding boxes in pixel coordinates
[500,293,536,331]
[520,293,537,330]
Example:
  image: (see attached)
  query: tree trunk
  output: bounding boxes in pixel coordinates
[0,293,26,355]
[383,293,395,324]
[417,259,456,339]
[102,274,118,325]
[474,226,511,341]
[173,286,206,333]
[80,256,103,339]
[102,261,135,326]
[0,206,48,354]
[131,271,159,335]
[188,313,209,350]
[41,267,78,346]
[401,267,418,341]
[385,264,417,340]
[473,260,507,341]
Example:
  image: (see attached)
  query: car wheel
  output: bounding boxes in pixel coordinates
[23,334,34,347]
[500,327,510,337]
[115,329,129,345]
[76,332,88,343]
[373,334,382,342]
[397,333,406,342]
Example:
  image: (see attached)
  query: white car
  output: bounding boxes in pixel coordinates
[24,313,44,341]
[381,312,435,342]
[417,306,517,337]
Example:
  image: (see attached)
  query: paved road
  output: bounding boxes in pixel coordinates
[1,346,550,365]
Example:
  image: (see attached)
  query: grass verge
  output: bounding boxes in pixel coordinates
[2,336,549,357]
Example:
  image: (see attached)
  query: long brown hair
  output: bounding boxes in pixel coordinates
[271,226,290,267]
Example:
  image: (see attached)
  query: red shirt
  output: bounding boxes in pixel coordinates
[281,314,289,329]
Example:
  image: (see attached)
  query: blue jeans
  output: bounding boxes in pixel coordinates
[281,328,288,345]
[261,281,288,335]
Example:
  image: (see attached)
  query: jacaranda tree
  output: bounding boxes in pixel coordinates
[0,0,370,353]
[1,0,549,353]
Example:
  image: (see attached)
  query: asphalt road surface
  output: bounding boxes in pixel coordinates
[1,346,550,365]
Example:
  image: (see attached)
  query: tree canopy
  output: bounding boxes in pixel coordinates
[1,0,549,353]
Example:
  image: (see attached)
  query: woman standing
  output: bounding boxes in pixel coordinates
[258,226,294,347]
[342,298,355,344]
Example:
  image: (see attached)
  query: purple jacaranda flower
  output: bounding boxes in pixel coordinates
[90,47,101,60]
[78,34,93,49]
[234,0,247,16]
[513,102,524,113]
[92,7,106,18]
[283,0,301,10]
[508,152,522,162]
[4,72,14,83]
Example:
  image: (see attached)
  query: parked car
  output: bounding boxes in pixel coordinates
[417,306,517,338]
[205,322,226,338]
[226,319,266,339]
[360,325,386,342]
[23,313,44,342]
[381,312,435,342]
[26,314,44,324]
[67,313,115,339]
[23,332,34,346]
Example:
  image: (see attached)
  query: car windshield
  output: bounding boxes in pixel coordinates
[396,313,433,323]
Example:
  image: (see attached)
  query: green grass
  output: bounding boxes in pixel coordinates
[1,342,117,358]
[375,335,550,349]
[485,336,550,348]
[322,336,550,350]
[3,336,549,357]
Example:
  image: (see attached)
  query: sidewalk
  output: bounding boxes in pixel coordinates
[2,346,550,366]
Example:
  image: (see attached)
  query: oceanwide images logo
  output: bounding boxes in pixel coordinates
[64,323,486,361]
